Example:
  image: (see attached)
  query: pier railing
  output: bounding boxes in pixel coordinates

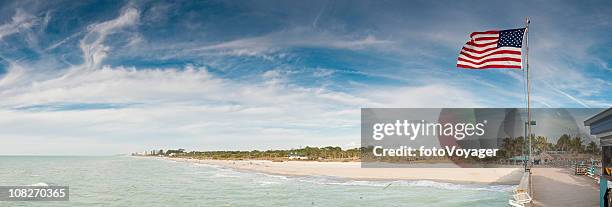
[509,172,532,207]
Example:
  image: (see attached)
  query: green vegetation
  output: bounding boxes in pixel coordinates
[176,146,361,161]
[499,134,600,158]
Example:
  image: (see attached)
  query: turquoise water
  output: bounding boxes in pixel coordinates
[0,156,512,206]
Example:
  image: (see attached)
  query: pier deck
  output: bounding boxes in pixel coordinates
[531,168,599,207]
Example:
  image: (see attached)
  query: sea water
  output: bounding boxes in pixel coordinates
[0,156,513,206]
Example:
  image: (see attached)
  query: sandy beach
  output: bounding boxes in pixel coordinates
[169,158,523,185]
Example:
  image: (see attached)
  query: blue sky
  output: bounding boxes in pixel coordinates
[0,0,610,155]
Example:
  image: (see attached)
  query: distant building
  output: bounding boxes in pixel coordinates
[288,152,308,160]
[584,108,612,207]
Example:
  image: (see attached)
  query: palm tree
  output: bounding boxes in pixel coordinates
[556,134,571,152]
[586,141,598,154]
[501,137,513,157]
[534,136,548,154]
[570,137,583,153]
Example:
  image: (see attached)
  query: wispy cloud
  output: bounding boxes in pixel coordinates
[0,9,37,40]
[0,62,25,87]
[188,28,392,58]
[79,7,139,69]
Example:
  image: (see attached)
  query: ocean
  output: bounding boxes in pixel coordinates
[0,156,513,206]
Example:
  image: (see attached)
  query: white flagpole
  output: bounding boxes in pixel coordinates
[525,17,532,169]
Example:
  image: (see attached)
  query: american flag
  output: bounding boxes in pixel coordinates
[457,28,526,69]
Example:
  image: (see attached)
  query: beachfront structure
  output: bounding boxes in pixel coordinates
[288,153,308,160]
[584,108,612,207]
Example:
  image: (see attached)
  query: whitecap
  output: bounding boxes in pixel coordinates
[395,180,514,192]
[257,180,281,186]
[291,176,513,192]
[256,173,289,180]
[28,182,49,186]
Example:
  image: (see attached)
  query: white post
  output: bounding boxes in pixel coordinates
[525,17,532,169]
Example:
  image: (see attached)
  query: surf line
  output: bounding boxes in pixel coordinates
[372,146,499,159]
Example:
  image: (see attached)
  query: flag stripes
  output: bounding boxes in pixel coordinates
[457,28,525,69]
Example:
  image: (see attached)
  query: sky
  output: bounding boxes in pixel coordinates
[0,0,611,155]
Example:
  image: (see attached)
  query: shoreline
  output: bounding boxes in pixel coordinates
[162,157,523,185]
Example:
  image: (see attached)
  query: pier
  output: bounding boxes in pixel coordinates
[531,168,599,207]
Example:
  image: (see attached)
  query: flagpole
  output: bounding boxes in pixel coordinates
[525,17,532,170]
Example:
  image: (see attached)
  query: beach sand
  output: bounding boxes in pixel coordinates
[170,158,523,185]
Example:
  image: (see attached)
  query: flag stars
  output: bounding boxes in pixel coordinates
[497,28,525,48]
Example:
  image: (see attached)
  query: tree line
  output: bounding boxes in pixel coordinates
[176,146,361,161]
[499,134,599,158]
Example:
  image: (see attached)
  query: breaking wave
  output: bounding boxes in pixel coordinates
[176,159,514,192]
